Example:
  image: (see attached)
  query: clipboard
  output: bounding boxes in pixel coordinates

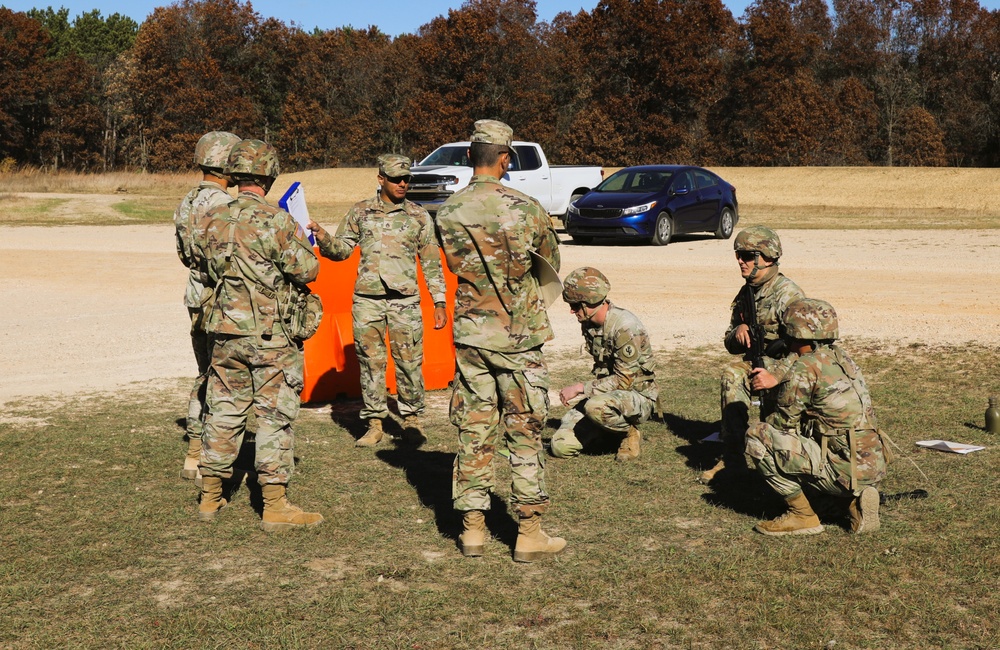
[530,251,563,309]
[279,181,316,246]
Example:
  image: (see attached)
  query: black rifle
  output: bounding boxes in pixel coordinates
[737,282,765,370]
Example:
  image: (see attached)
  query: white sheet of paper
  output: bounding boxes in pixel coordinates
[915,440,986,454]
[278,182,315,246]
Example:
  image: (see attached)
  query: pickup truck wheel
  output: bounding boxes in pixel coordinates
[651,212,673,246]
[571,235,593,245]
[715,207,735,239]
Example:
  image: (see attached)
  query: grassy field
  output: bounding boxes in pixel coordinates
[2,166,999,228]
[1,344,997,649]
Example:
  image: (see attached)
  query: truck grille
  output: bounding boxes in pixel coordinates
[579,207,623,219]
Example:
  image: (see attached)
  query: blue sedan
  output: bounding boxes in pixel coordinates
[564,165,738,245]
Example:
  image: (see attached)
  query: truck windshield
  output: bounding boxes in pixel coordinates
[596,169,673,193]
[419,146,469,166]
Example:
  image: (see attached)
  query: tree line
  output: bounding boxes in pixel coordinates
[2,0,999,172]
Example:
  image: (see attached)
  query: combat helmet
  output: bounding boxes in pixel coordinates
[194,131,241,171]
[562,267,610,305]
[734,226,782,259]
[782,298,839,341]
[225,139,281,190]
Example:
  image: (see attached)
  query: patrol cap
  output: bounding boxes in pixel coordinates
[734,225,782,259]
[470,119,513,149]
[562,266,611,305]
[378,154,412,178]
[194,131,241,170]
[782,298,839,341]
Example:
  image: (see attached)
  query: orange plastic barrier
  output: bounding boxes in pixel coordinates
[300,247,458,403]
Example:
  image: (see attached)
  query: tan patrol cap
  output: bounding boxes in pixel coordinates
[378,153,412,177]
[471,119,513,148]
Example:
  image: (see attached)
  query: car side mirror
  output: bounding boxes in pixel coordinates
[671,187,689,196]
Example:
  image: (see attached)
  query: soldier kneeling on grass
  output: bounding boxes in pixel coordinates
[744,298,891,536]
[550,267,658,462]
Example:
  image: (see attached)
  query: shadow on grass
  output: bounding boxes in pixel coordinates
[374,448,519,552]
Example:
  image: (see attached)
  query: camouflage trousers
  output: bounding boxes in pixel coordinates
[550,390,654,458]
[185,307,211,438]
[745,422,886,498]
[719,357,790,451]
[200,334,303,485]
[353,293,424,420]
[450,345,550,515]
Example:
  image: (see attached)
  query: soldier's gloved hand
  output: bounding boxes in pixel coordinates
[559,383,585,407]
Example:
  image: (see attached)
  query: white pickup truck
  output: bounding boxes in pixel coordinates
[407,141,603,216]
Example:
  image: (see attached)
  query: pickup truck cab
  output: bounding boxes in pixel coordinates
[407,141,603,216]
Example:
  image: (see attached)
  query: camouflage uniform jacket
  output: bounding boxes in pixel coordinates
[193,191,319,338]
[581,304,658,402]
[314,194,446,304]
[767,343,887,490]
[724,270,805,378]
[435,174,560,352]
[174,182,232,308]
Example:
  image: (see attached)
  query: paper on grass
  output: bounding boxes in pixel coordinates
[700,431,722,443]
[915,440,986,454]
[278,181,316,246]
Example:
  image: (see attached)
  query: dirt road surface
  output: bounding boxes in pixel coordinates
[1,225,997,407]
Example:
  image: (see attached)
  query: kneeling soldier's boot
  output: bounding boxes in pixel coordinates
[401,415,427,447]
[355,418,384,448]
[848,486,880,534]
[260,484,324,532]
[615,426,641,461]
[181,437,203,485]
[198,476,227,522]
[755,491,824,536]
[513,513,567,562]
[699,457,726,483]
[459,510,486,557]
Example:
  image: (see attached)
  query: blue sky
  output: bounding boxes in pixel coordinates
[4,0,999,35]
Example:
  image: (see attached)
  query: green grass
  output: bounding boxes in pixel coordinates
[1,345,998,648]
[111,199,177,223]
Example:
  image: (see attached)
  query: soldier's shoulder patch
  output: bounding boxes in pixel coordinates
[620,342,638,362]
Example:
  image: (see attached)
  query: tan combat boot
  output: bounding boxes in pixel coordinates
[615,426,641,461]
[355,419,384,447]
[401,415,427,447]
[198,476,227,522]
[513,514,567,562]
[755,492,824,536]
[699,458,726,483]
[459,510,486,557]
[848,486,880,534]
[260,484,324,532]
[180,437,203,485]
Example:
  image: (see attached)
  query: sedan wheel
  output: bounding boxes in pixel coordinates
[652,212,673,246]
[715,207,735,239]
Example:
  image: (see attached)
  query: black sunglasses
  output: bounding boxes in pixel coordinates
[385,175,412,185]
[736,251,757,262]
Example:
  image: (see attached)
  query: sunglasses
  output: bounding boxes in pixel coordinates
[569,302,587,312]
[385,175,412,185]
[736,251,757,262]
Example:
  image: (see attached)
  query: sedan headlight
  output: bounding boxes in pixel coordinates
[621,201,657,216]
[568,202,580,216]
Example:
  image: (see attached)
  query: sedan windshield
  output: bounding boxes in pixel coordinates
[596,170,673,193]
[420,146,469,166]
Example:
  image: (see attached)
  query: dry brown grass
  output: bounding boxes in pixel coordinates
[3,166,999,228]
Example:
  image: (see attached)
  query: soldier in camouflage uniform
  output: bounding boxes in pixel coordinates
[192,139,324,531]
[174,131,241,484]
[307,154,447,448]
[702,226,806,482]
[435,119,565,562]
[745,298,888,536]
[550,267,658,462]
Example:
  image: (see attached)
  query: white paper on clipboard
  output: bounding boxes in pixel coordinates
[530,251,563,309]
[279,181,316,246]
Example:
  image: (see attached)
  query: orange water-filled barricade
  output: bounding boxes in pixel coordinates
[300,247,458,403]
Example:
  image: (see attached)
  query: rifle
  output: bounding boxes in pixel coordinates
[736,282,765,370]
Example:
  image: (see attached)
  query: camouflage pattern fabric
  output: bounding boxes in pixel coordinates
[194,190,318,485]
[200,335,303,484]
[435,174,560,352]
[352,293,425,419]
[549,304,657,457]
[378,154,412,177]
[225,139,280,178]
[720,271,805,446]
[314,195,446,304]
[194,192,318,338]
[745,343,888,498]
[734,225,782,258]
[561,266,610,305]
[174,182,233,438]
[450,345,550,515]
[194,131,240,169]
